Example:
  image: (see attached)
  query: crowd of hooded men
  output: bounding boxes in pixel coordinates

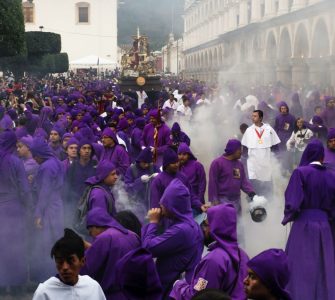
[0,74,335,300]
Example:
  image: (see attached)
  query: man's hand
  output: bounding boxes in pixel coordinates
[147,208,161,224]
[35,218,43,229]
[201,203,211,212]
[141,174,150,183]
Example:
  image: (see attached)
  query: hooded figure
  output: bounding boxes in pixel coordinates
[94,127,130,177]
[245,249,291,300]
[324,128,335,170]
[321,96,335,128]
[142,179,204,298]
[30,138,65,281]
[130,117,146,161]
[274,101,296,153]
[0,130,31,288]
[150,148,203,212]
[124,147,160,216]
[178,143,206,204]
[141,109,172,167]
[170,204,249,300]
[282,140,335,300]
[114,248,163,300]
[208,139,255,213]
[81,208,140,300]
[171,122,191,149]
[84,160,118,216]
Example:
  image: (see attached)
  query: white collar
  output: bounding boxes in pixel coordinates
[310,161,322,166]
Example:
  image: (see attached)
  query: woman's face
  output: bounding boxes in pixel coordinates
[297,119,304,129]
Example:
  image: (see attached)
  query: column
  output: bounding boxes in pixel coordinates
[278,0,289,15]
[239,0,249,27]
[276,62,292,87]
[264,0,276,19]
[263,61,277,84]
[223,11,229,33]
[228,6,237,31]
[251,0,261,23]
[330,56,335,89]
[291,0,307,11]
[291,58,309,88]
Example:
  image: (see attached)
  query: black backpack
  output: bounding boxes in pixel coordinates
[74,184,114,234]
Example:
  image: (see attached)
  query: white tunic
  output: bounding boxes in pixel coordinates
[32,275,106,300]
[241,123,280,181]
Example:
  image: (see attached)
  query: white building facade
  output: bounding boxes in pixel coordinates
[161,34,184,75]
[183,0,335,88]
[22,0,118,63]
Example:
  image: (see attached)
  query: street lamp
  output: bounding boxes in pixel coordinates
[39,26,44,32]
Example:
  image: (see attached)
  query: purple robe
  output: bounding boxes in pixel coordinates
[150,171,202,211]
[31,153,65,281]
[85,183,116,216]
[130,127,143,161]
[64,159,97,226]
[324,148,335,172]
[321,106,335,128]
[124,162,160,213]
[170,204,248,300]
[141,122,171,167]
[282,164,335,300]
[142,179,203,297]
[274,113,296,151]
[208,156,254,213]
[178,144,206,204]
[94,143,130,177]
[0,131,31,286]
[81,208,140,300]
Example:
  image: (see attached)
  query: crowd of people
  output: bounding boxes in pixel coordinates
[0,73,334,300]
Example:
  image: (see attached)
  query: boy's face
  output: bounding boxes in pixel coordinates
[55,254,85,285]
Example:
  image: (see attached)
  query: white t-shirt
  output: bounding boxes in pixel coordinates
[32,275,106,300]
[241,123,280,181]
[162,99,179,110]
[176,104,192,121]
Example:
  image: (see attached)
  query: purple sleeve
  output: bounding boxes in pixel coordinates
[81,236,111,277]
[197,163,207,204]
[141,126,148,148]
[208,160,219,203]
[150,177,162,208]
[131,130,142,149]
[92,143,103,161]
[34,166,57,218]
[142,223,188,257]
[124,166,143,194]
[170,256,228,300]
[88,188,109,212]
[156,127,172,155]
[282,169,304,225]
[115,146,131,176]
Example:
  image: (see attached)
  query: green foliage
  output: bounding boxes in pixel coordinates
[26,53,69,75]
[0,0,26,57]
[25,32,61,55]
[53,53,69,73]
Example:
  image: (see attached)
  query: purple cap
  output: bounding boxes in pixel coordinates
[162,148,178,169]
[327,128,335,140]
[224,139,242,156]
[247,249,291,300]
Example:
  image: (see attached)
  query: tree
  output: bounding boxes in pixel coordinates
[0,0,26,57]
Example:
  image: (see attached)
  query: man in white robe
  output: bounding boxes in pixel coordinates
[33,229,106,300]
[241,110,280,198]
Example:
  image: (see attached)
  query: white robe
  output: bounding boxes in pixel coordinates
[241,123,280,181]
[32,275,106,300]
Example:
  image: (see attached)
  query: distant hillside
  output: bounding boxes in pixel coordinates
[118,0,184,50]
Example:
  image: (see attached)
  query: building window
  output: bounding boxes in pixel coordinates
[76,2,90,24]
[22,2,34,23]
